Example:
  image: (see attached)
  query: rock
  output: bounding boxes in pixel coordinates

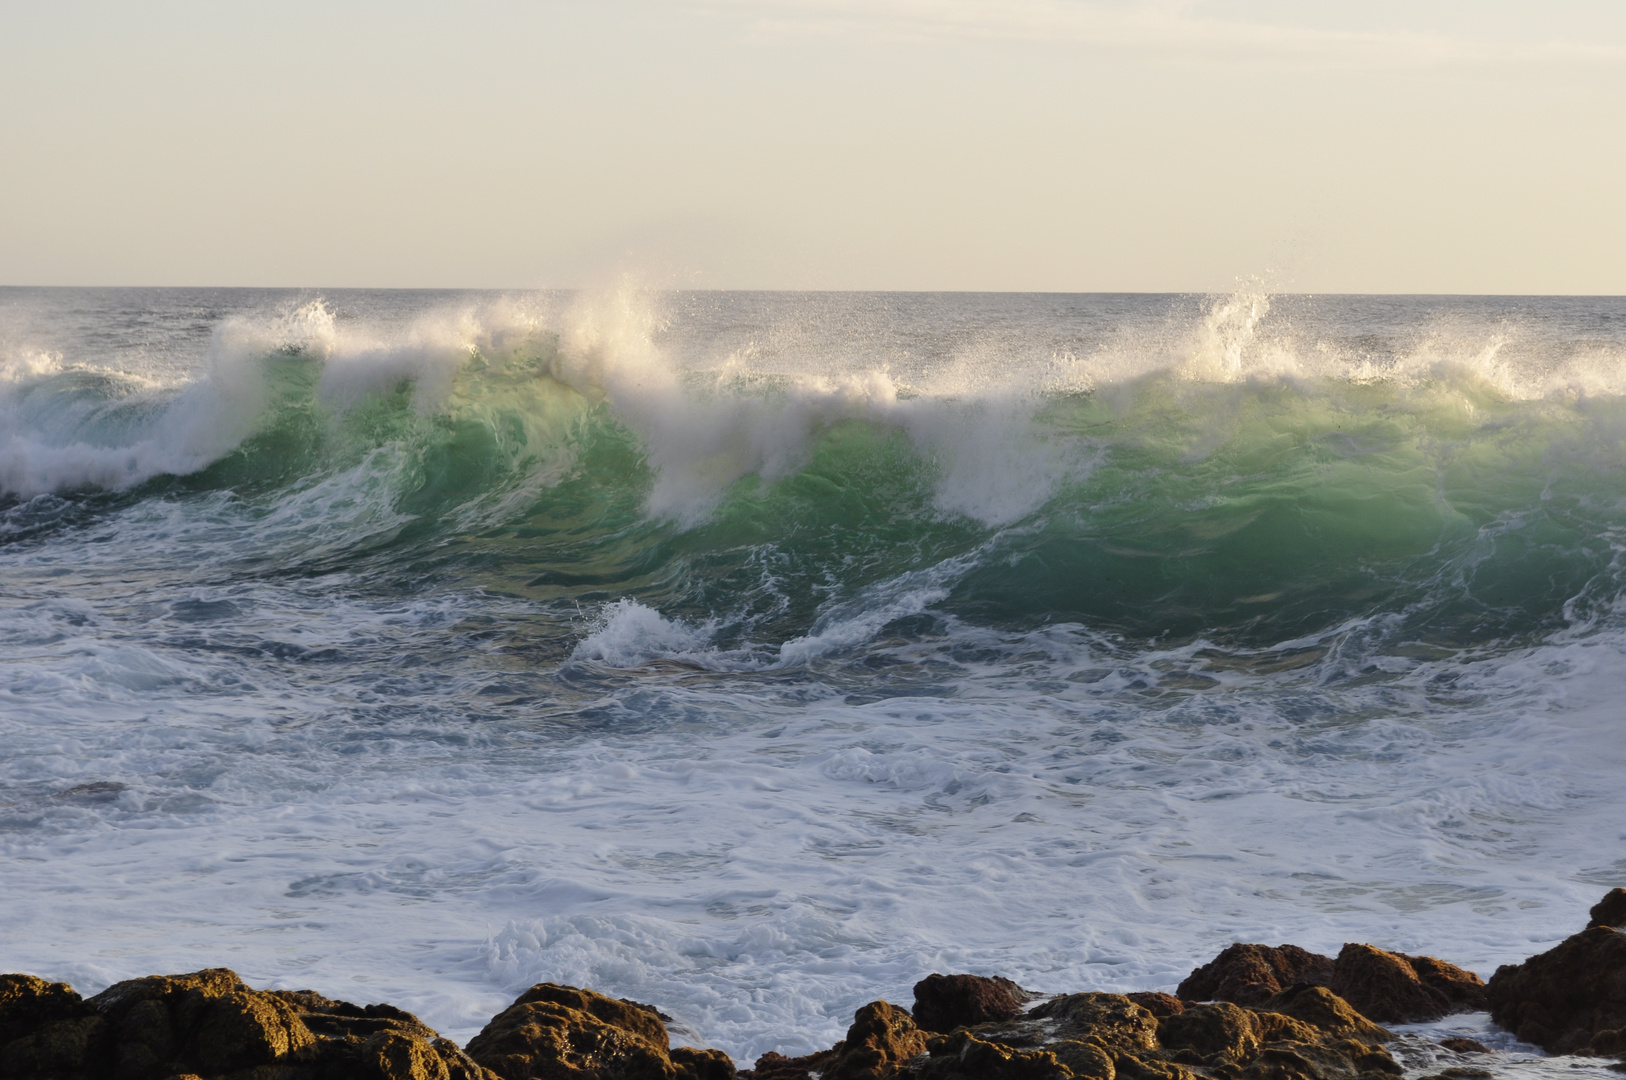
[740,1048,836,1080]
[1436,1038,1489,1053]
[918,1030,1070,1079]
[362,1028,456,1080]
[1328,945,1485,1024]
[1258,986,1391,1043]
[464,982,734,1080]
[1050,1039,1117,1080]
[0,975,89,1045]
[0,975,105,1078]
[671,1046,739,1080]
[1124,994,1184,1019]
[268,987,499,1079]
[0,1014,108,1077]
[1027,994,1160,1054]
[189,990,317,1073]
[911,974,1026,1033]
[1485,923,1626,1055]
[268,987,498,1080]
[822,1001,930,1080]
[0,967,504,1080]
[1236,1035,1401,1080]
[1590,889,1626,930]
[71,968,316,1079]
[1178,946,1335,1006]
[736,978,1399,1080]
[1157,1002,1262,1066]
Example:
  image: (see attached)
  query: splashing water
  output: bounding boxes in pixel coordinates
[2,285,1625,1069]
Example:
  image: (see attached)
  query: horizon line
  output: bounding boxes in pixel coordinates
[3,284,1625,300]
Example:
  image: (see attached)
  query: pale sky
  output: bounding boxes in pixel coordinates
[2,0,1623,293]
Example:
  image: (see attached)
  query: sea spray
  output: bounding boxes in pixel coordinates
[2,286,1626,1065]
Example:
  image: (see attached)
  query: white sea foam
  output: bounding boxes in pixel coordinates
[5,289,1626,1079]
[4,569,1623,1059]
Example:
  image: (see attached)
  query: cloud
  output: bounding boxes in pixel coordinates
[688,0,1626,71]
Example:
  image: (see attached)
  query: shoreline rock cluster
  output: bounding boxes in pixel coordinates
[2,889,1621,1080]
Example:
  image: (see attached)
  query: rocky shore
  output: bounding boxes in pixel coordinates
[3,889,1622,1080]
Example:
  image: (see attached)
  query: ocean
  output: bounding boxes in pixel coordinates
[2,286,1623,1067]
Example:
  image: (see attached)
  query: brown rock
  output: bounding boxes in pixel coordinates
[1235,1036,1400,1080]
[73,968,317,1079]
[1051,1040,1116,1080]
[1159,994,1398,1080]
[1124,993,1184,1019]
[2,968,502,1080]
[1157,1002,1262,1066]
[740,1048,837,1080]
[268,989,498,1080]
[1178,946,1335,1006]
[0,975,89,1045]
[1113,1060,1202,1080]
[670,1046,739,1080]
[917,1030,1070,1079]
[464,982,732,1080]
[363,1028,455,1080]
[822,1001,929,1080]
[1590,889,1626,930]
[88,968,246,1019]
[269,990,440,1043]
[1247,1010,1323,1047]
[1436,1038,1490,1054]
[1027,993,1160,1054]
[189,990,316,1074]
[1328,945,1484,1024]
[1407,957,1488,1014]
[0,1014,108,1077]
[911,974,1025,1033]
[1257,986,1391,1043]
[1486,923,1626,1055]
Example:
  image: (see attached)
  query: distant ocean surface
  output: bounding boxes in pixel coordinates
[3,287,1625,1064]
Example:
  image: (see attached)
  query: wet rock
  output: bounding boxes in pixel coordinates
[1123,994,1185,1020]
[0,967,501,1080]
[1236,1035,1401,1080]
[911,974,1025,1033]
[670,1046,739,1080]
[1028,994,1160,1054]
[1486,923,1626,1055]
[1590,889,1626,930]
[1328,945,1485,1024]
[739,1048,836,1080]
[1049,1039,1117,1080]
[1436,1038,1489,1054]
[1258,986,1391,1043]
[274,990,499,1080]
[464,982,734,1080]
[361,1028,456,1080]
[1157,1002,1262,1066]
[1178,946,1335,1007]
[917,1030,1070,1079]
[822,1001,930,1080]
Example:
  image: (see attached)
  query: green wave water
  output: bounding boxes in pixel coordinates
[6,288,1626,1063]
[9,288,1621,658]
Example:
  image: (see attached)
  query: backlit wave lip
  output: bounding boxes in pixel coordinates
[4,286,1626,654]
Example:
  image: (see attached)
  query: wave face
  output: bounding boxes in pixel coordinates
[3,286,1626,1064]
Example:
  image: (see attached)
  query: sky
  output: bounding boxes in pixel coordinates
[1,0,1623,293]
